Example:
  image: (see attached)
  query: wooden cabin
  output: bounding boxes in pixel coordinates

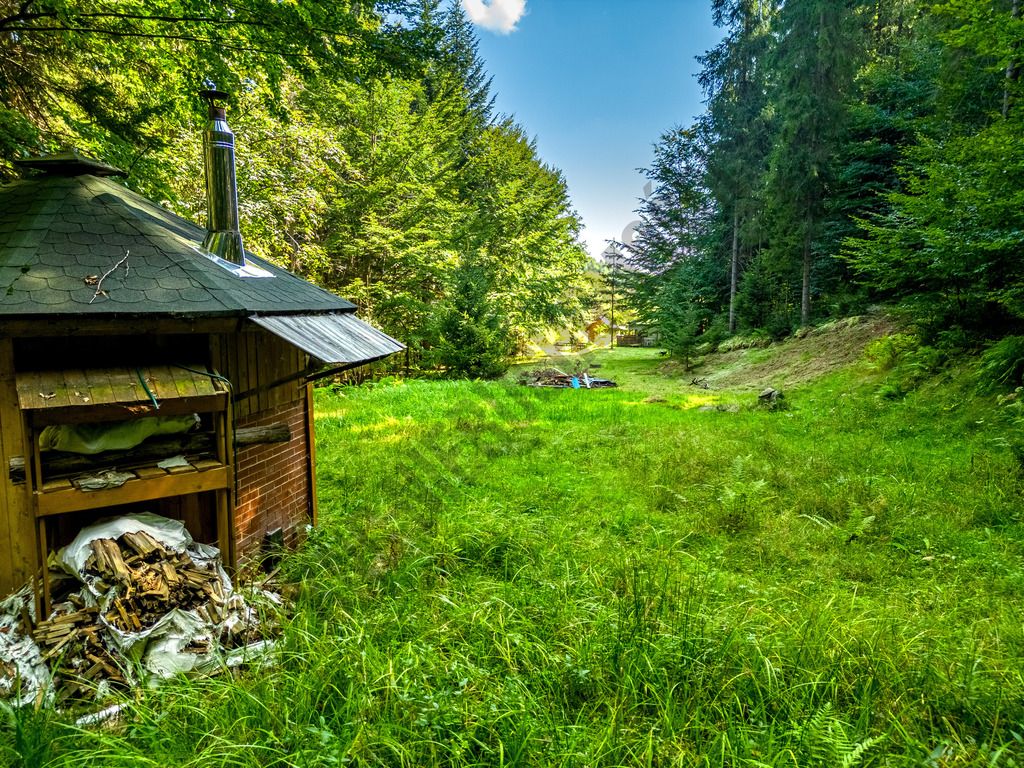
[0,97,402,607]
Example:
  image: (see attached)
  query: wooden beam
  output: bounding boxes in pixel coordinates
[0,338,16,593]
[235,424,291,445]
[0,317,242,338]
[27,394,226,426]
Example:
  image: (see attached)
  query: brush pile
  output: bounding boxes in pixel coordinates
[519,367,617,389]
[0,513,276,707]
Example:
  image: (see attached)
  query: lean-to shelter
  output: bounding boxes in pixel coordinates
[0,92,402,610]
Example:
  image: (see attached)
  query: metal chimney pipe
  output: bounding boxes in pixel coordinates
[199,89,245,264]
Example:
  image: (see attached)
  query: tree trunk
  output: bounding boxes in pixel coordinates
[729,205,740,333]
[1004,0,1020,119]
[801,220,812,327]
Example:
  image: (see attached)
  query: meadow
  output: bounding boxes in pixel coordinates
[4,339,1024,767]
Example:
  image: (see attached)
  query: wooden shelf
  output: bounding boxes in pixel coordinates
[35,463,231,517]
[19,364,236,618]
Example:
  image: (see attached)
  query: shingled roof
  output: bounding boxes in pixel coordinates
[0,168,404,366]
[0,172,355,317]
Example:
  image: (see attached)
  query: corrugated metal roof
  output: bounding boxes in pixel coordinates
[250,313,405,366]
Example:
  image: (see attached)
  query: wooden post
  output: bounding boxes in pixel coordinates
[0,338,34,596]
[305,382,318,527]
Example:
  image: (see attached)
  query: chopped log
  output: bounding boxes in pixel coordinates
[29,433,215,481]
[121,530,166,558]
[234,424,291,445]
[91,539,132,582]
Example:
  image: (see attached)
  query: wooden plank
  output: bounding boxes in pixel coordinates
[192,458,222,471]
[228,336,245,418]
[265,334,278,412]
[28,394,225,426]
[172,365,201,399]
[35,466,231,517]
[305,382,318,527]
[245,333,258,415]
[37,518,49,619]
[209,336,227,394]
[133,466,168,480]
[178,492,203,546]
[40,478,73,492]
[209,335,223,378]
[107,367,139,404]
[17,365,223,412]
[220,396,235,569]
[83,367,116,407]
[61,369,93,407]
[16,370,57,410]
[216,489,232,572]
[146,365,175,402]
[292,346,306,402]
[248,334,260,413]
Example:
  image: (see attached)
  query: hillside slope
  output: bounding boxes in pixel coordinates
[695,313,901,391]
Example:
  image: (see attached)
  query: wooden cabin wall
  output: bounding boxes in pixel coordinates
[211,329,314,562]
[0,337,33,596]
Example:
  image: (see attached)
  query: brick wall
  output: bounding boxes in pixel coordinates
[233,391,311,561]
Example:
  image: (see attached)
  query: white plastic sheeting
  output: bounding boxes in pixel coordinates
[1,513,274,707]
[0,587,51,707]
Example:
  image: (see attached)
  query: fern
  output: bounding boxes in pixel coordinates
[844,506,877,542]
[792,704,882,768]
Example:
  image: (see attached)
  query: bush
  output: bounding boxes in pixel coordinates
[977,336,1024,391]
[866,333,946,398]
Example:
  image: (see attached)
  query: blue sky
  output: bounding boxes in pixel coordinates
[466,1,723,261]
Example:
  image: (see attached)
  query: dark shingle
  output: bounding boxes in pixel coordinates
[0,173,356,318]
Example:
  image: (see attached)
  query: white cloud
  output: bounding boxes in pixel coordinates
[461,0,527,34]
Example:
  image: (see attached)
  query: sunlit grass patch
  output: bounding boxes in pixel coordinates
[6,345,1023,767]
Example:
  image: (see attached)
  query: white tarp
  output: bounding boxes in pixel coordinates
[1,513,272,707]
[0,587,52,707]
[59,513,233,671]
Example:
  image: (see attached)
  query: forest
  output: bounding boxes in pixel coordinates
[2,1,1023,376]
[623,0,1024,368]
[0,0,589,377]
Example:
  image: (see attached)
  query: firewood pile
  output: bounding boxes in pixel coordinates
[519,367,617,389]
[32,606,127,698]
[86,531,226,632]
[1,514,277,707]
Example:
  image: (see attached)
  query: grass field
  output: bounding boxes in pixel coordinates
[4,334,1024,767]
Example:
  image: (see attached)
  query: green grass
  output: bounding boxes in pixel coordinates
[4,346,1024,767]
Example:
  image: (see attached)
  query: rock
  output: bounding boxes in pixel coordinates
[757,388,787,411]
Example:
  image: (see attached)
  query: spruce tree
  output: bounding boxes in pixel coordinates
[766,0,864,327]
[700,0,778,332]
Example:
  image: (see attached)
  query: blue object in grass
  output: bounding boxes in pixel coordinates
[571,377,580,389]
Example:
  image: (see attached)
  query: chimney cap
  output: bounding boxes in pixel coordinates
[200,89,229,105]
